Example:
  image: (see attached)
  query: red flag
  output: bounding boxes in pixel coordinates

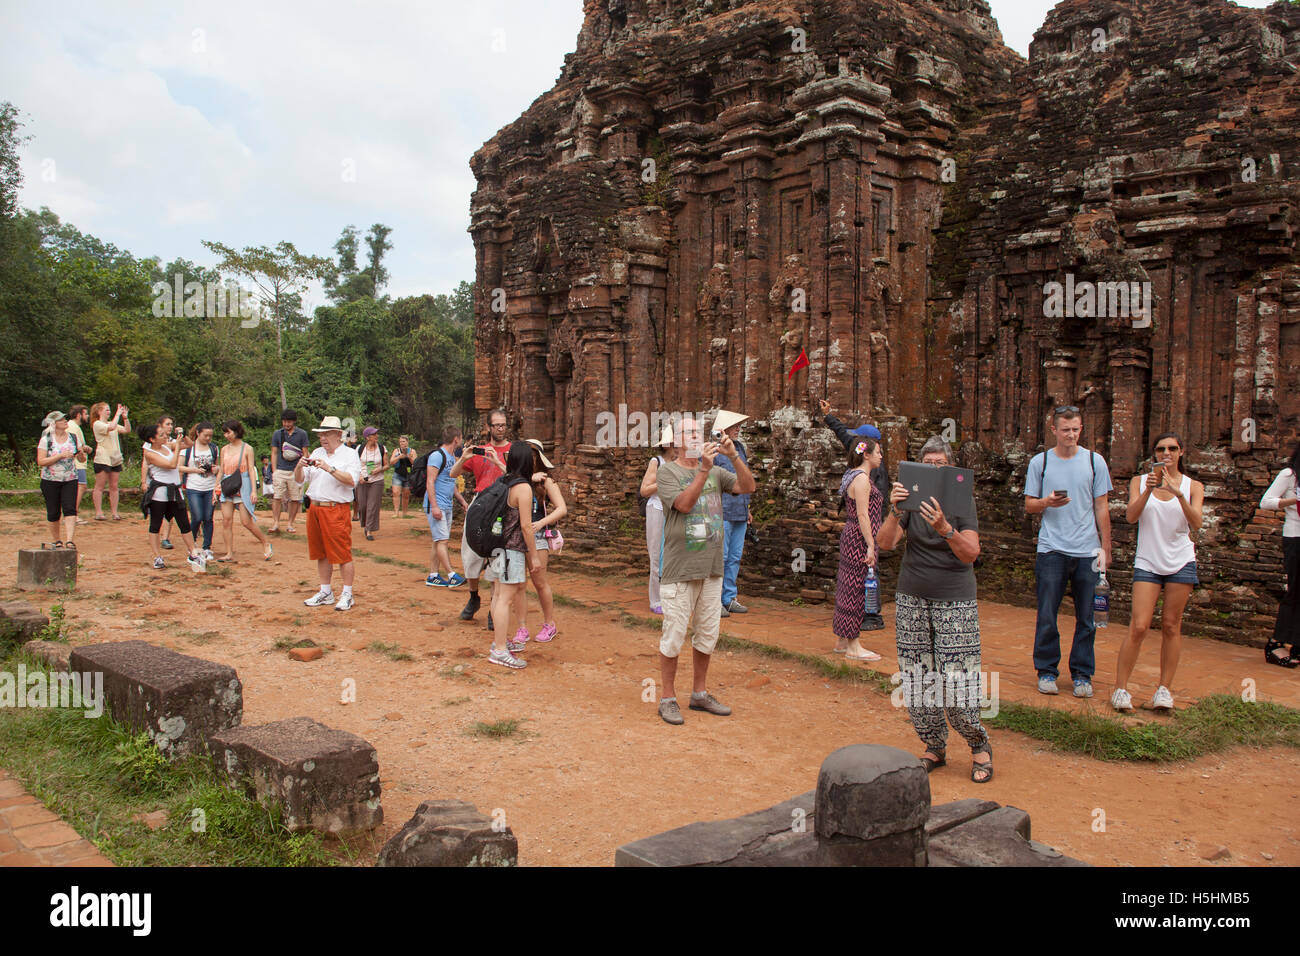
[787,347,809,379]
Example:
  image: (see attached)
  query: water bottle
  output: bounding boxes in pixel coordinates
[864,566,881,616]
[1094,573,1110,628]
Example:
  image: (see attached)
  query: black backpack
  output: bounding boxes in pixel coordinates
[464,474,526,557]
[408,447,447,501]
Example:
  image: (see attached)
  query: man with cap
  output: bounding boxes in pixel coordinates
[655,415,756,725]
[270,409,310,534]
[819,400,890,630]
[294,416,364,611]
[712,409,753,616]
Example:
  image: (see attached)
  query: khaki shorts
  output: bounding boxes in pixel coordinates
[272,470,304,502]
[460,523,487,578]
[659,576,724,658]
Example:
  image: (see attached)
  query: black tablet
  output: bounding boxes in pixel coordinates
[897,461,975,518]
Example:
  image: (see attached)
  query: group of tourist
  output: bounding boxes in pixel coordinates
[629,399,1299,778]
[29,392,1300,758]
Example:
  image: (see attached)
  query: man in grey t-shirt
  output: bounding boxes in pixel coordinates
[654,416,755,725]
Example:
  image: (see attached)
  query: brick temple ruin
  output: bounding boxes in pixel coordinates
[469,0,1300,641]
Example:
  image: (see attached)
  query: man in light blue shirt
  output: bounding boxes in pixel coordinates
[1024,406,1112,697]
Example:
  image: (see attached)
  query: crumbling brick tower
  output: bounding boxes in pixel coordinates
[471,0,1300,640]
[469,0,1021,448]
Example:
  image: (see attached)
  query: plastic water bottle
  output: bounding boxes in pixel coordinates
[864,566,881,616]
[1094,573,1110,628]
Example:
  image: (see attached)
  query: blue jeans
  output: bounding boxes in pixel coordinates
[186,489,215,550]
[1033,551,1098,682]
[721,520,747,607]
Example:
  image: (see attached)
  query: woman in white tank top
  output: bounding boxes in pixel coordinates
[1112,433,1204,713]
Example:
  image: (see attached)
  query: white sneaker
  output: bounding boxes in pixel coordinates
[187,553,207,574]
[202,549,215,561]
[1111,688,1133,712]
[335,592,354,611]
[1152,685,1174,711]
[304,590,335,607]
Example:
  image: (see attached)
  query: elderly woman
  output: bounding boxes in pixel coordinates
[831,436,884,661]
[876,436,992,783]
[355,427,389,541]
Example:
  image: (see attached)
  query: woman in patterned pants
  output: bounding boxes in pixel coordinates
[876,436,993,783]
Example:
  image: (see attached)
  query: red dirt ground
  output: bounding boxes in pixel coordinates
[1,507,1297,867]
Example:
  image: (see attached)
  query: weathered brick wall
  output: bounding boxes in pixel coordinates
[471,0,1300,645]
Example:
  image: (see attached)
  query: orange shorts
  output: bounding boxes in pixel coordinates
[306,502,353,564]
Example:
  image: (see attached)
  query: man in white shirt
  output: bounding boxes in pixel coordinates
[294,416,364,611]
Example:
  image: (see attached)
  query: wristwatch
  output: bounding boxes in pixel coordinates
[941,526,956,540]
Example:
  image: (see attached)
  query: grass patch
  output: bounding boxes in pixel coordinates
[986,694,1300,762]
[552,592,590,609]
[104,591,124,600]
[470,718,522,739]
[0,651,356,866]
[619,612,661,630]
[716,634,894,693]
[368,640,414,662]
[442,696,471,707]
[273,636,320,651]
[204,563,233,578]
[353,548,424,572]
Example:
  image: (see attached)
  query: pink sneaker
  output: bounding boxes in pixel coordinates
[535,622,557,643]
[513,625,530,645]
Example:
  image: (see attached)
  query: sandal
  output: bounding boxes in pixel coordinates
[1265,640,1300,668]
[53,541,64,549]
[971,744,993,784]
[919,750,946,773]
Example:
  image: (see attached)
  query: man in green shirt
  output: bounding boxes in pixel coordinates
[655,416,756,724]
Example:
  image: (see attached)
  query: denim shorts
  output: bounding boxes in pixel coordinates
[1133,561,1199,586]
[484,548,526,585]
[391,474,407,488]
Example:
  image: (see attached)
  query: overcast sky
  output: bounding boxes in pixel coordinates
[1,0,1275,309]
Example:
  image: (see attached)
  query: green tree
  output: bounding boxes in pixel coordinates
[201,240,332,411]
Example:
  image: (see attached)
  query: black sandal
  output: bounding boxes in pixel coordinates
[919,750,946,773]
[971,744,993,784]
[1265,640,1300,669]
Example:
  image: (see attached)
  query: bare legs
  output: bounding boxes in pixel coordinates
[1115,581,1193,693]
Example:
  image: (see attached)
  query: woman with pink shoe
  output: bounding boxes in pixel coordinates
[510,439,568,646]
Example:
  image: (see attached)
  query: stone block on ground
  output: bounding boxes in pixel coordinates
[22,640,71,671]
[927,804,1088,867]
[378,799,516,866]
[615,791,816,867]
[814,744,929,866]
[210,717,381,835]
[67,641,242,758]
[0,601,50,647]
[16,548,77,591]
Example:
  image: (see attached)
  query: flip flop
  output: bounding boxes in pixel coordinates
[94,516,107,521]
[832,646,847,654]
[845,649,882,662]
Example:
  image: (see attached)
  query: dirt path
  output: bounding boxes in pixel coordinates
[1,508,1296,867]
